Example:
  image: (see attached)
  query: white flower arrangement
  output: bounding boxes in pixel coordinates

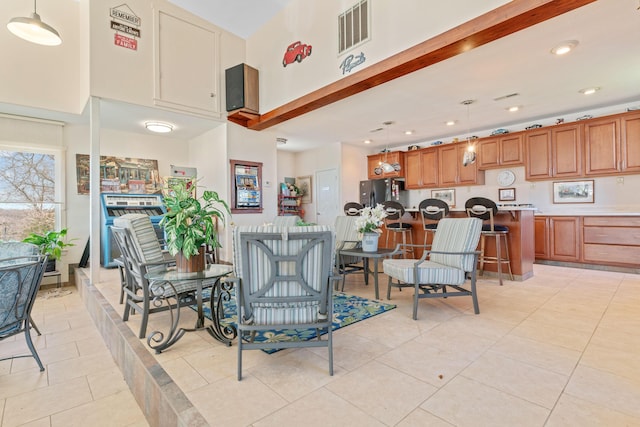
[355,204,387,234]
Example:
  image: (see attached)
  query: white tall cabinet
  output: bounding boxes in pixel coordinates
[154,11,220,118]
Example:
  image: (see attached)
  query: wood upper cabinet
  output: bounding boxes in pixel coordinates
[477,133,524,169]
[405,148,438,189]
[367,151,405,179]
[584,112,640,176]
[438,143,484,187]
[584,116,620,175]
[525,124,582,180]
[622,112,640,173]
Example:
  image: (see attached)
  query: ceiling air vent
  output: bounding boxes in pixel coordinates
[493,93,520,101]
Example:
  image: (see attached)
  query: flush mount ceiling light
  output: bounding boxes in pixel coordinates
[7,0,62,46]
[145,122,174,133]
[363,139,371,144]
[507,106,520,112]
[404,130,414,135]
[446,120,456,126]
[551,40,578,55]
[579,87,601,95]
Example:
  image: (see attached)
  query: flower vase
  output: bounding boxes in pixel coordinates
[362,232,379,252]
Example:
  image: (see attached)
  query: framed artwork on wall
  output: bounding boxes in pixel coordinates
[553,180,594,204]
[296,175,312,203]
[498,188,516,201]
[431,189,455,207]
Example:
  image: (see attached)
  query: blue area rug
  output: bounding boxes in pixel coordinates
[194,288,396,353]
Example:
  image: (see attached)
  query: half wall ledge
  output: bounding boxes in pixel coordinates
[74,268,209,427]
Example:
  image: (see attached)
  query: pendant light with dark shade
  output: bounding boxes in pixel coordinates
[7,0,62,46]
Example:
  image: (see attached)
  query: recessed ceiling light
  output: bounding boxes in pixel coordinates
[551,40,578,55]
[145,122,174,133]
[364,139,371,144]
[579,87,600,95]
[404,130,414,135]
[507,106,520,112]
[446,120,456,126]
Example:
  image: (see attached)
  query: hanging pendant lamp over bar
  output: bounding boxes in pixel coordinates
[7,0,62,46]
[379,120,401,173]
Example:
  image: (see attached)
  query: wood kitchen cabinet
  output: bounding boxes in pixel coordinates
[367,151,404,179]
[582,216,640,266]
[584,112,640,176]
[404,147,438,189]
[536,216,581,262]
[525,124,582,180]
[477,133,524,169]
[534,216,549,259]
[438,142,484,187]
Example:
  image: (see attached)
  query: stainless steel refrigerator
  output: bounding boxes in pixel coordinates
[359,178,407,207]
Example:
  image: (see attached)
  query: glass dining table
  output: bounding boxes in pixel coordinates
[145,264,235,353]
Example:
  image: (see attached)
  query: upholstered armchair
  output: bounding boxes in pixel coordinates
[112,214,215,339]
[383,218,482,320]
[227,225,339,380]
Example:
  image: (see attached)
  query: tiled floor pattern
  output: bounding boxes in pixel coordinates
[3,264,640,426]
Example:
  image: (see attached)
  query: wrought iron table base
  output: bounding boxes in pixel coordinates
[147,278,237,353]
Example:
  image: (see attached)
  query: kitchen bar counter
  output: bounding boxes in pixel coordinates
[381,208,535,281]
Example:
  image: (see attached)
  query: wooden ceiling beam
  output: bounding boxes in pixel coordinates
[228,0,597,131]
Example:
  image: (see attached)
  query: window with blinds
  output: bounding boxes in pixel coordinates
[338,0,369,54]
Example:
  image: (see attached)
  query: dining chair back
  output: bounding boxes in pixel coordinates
[418,198,450,245]
[382,200,413,255]
[343,202,364,216]
[334,215,365,290]
[464,197,513,285]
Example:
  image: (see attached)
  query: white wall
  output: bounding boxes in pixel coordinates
[246,0,510,113]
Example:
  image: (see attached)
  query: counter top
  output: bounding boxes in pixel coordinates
[406,207,537,213]
[534,212,640,216]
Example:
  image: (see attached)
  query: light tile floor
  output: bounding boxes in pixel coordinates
[3,263,640,426]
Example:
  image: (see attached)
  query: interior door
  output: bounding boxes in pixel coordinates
[315,168,339,226]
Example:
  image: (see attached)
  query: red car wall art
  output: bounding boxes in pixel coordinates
[283,41,312,66]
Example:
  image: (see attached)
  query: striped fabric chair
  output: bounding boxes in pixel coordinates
[112,214,215,339]
[383,218,482,320]
[272,215,301,227]
[334,215,365,291]
[0,244,48,371]
[228,225,339,380]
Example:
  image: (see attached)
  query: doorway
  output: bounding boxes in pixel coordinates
[314,168,339,225]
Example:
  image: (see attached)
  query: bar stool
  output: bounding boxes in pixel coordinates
[465,197,513,285]
[382,201,413,257]
[344,202,364,216]
[418,198,449,246]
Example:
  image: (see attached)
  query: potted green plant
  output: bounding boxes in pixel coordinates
[160,179,230,272]
[22,228,75,272]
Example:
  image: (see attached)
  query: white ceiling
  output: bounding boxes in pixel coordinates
[168,0,640,152]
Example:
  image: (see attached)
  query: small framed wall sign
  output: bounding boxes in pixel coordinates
[431,188,455,207]
[498,188,516,201]
[553,180,594,204]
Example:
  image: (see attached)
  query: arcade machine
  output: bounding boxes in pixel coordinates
[100,193,166,267]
